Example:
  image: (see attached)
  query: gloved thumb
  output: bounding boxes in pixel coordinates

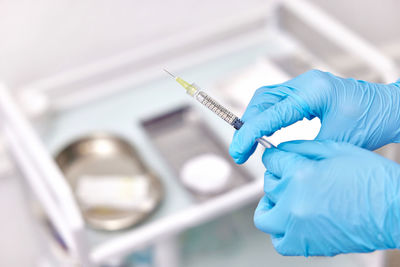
[278,140,359,160]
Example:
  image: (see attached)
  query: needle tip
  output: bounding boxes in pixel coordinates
[163,68,176,78]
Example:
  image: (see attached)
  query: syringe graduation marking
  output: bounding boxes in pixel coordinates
[197,91,236,125]
[164,69,274,147]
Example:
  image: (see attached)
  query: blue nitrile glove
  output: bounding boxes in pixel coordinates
[256,140,400,256]
[230,70,400,164]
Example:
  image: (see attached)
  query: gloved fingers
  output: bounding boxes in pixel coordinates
[241,86,285,122]
[262,147,309,177]
[271,234,295,256]
[254,194,287,235]
[264,171,288,204]
[229,136,258,165]
[270,218,312,256]
[230,96,305,164]
[271,221,340,257]
[263,171,279,194]
[271,234,301,256]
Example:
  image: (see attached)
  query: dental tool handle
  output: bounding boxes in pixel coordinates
[256,137,275,148]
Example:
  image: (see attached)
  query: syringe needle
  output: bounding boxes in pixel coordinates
[163,69,176,78]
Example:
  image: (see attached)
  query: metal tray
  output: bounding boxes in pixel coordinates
[141,106,252,200]
[55,134,163,231]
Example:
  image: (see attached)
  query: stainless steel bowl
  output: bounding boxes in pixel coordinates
[55,134,163,231]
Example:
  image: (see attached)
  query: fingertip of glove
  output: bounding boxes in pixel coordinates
[229,143,246,164]
[271,237,288,256]
[229,132,254,164]
[233,156,246,165]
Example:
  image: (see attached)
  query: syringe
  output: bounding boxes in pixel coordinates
[164,69,274,149]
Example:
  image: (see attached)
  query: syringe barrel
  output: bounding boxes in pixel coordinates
[182,82,274,148]
[195,90,243,129]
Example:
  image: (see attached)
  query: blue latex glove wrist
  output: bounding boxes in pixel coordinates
[230,70,400,164]
[256,140,400,256]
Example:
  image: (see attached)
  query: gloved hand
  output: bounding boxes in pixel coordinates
[230,70,400,164]
[256,140,400,256]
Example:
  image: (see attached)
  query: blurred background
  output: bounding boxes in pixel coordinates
[0,0,399,266]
